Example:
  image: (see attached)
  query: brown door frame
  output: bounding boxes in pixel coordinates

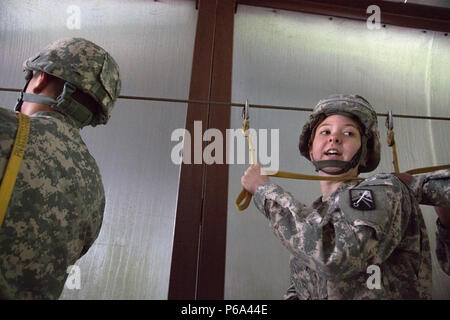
[168,0,235,300]
[237,0,450,33]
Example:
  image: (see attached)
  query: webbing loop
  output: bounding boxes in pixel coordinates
[236,100,255,211]
[386,111,400,173]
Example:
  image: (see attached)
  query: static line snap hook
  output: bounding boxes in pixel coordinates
[242,99,249,121]
[241,99,250,135]
[385,110,394,131]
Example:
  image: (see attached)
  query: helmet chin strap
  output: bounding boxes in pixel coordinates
[14,70,33,112]
[312,148,362,175]
[15,79,93,128]
[20,93,58,106]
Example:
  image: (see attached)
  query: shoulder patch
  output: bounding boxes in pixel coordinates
[338,185,393,240]
[349,189,375,210]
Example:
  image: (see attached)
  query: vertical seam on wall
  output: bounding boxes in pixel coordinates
[196,0,219,300]
[424,32,437,166]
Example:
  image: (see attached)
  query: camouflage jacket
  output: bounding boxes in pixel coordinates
[254,173,432,299]
[0,107,104,299]
[409,169,450,276]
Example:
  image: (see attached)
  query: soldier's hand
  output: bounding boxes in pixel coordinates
[241,164,270,194]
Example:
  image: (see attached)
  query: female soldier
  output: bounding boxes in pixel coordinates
[241,94,449,299]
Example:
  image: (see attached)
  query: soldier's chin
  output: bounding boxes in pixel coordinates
[321,166,342,173]
[319,166,351,176]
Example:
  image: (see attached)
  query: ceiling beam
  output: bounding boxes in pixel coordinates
[237,0,450,33]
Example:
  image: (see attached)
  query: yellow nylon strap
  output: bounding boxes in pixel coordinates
[405,164,450,175]
[387,129,400,173]
[236,170,363,211]
[0,113,30,229]
[235,163,450,211]
[236,119,256,211]
[236,112,449,211]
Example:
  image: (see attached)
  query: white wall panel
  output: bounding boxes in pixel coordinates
[0,0,197,99]
[0,0,197,299]
[227,5,450,299]
[63,99,187,299]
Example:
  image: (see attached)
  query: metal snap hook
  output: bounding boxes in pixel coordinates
[385,110,393,130]
[241,99,249,121]
[241,99,250,135]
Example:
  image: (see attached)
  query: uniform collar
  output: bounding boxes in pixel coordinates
[314,179,360,206]
[31,111,79,128]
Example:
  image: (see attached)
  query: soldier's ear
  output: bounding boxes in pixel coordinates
[308,138,315,156]
[31,72,50,94]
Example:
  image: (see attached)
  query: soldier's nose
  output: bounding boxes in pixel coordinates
[329,136,340,143]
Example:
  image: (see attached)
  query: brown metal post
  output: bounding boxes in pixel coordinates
[237,0,450,33]
[168,0,217,300]
[168,0,235,299]
[197,0,235,300]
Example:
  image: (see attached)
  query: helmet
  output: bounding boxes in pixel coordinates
[16,37,121,127]
[299,94,380,174]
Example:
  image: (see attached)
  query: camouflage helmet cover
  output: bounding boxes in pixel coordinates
[23,37,121,126]
[299,94,380,173]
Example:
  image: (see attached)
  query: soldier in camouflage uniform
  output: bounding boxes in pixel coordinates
[0,38,121,299]
[241,94,449,299]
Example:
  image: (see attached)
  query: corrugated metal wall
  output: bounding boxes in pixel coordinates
[0,0,197,299]
[226,5,450,299]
